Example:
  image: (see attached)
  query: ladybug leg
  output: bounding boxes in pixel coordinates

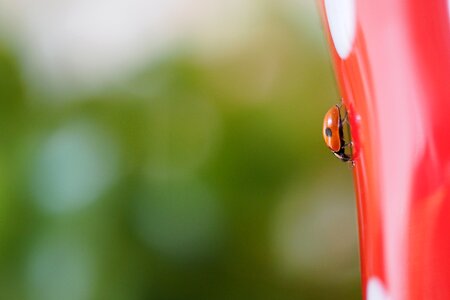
[343,141,353,147]
[348,160,355,169]
[342,142,354,167]
[341,111,349,124]
[336,103,349,124]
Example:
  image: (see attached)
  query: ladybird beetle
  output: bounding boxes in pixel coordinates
[322,104,353,163]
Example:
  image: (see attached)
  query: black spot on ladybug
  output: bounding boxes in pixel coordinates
[325,127,332,137]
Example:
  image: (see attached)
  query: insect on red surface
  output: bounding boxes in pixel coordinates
[322,103,353,163]
[319,0,450,299]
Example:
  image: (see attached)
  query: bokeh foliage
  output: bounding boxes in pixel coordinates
[0,9,359,300]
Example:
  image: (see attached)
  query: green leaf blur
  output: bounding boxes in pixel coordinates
[0,3,359,300]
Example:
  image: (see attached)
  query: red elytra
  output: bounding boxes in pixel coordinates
[318,0,450,300]
[322,105,341,152]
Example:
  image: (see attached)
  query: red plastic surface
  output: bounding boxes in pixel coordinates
[318,1,450,299]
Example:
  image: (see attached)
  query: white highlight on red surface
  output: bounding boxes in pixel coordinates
[324,0,356,59]
[448,0,450,22]
[367,278,390,300]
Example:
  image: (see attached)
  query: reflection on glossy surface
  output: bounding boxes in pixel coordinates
[320,0,450,299]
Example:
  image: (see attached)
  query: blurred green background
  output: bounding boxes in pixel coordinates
[0,1,359,299]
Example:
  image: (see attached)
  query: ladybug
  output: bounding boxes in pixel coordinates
[322,104,353,163]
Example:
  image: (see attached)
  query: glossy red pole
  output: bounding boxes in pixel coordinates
[318,1,450,299]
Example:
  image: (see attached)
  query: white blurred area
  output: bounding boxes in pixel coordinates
[0,0,318,95]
